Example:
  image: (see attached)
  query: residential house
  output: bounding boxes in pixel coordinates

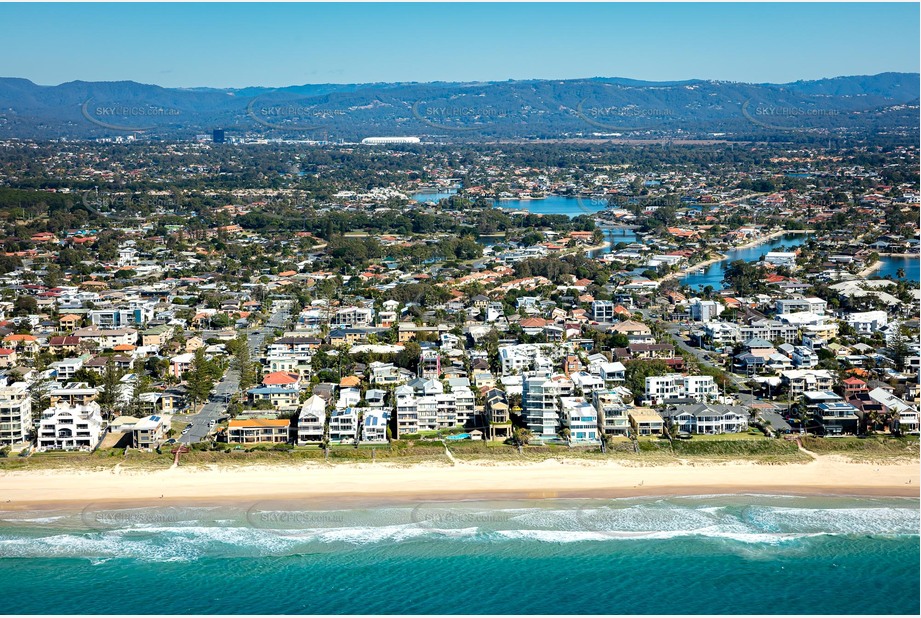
[559,397,599,443]
[663,403,748,435]
[296,395,327,444]
[329,407,359,442]
[361,409,390,443]
[629,408,664,435]
[227,419,290,444]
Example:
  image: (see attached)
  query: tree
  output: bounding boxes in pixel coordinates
[889,330,910,372]
[558,426,572,447]
[126,376,152,418]
[624,359,671,400]
[231,333,255,391]
[97,360,122,420]
[185,348,215,407]
[13,295,37,316]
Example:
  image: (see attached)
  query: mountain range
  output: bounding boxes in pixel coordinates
[0,73,917,141]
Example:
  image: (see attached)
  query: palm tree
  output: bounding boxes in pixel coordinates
[558,427,572,447]
[896,267,905,279]
[512,427,532,454]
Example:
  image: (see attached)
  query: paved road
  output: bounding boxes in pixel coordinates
[178,305,290,444]
[636,308,760,410]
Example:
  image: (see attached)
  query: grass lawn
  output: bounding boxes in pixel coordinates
[678,432,769,441]
[3,435,916,471]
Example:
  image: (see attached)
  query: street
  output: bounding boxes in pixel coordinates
[178,305,290,444]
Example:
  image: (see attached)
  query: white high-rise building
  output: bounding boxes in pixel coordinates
[522,372,574,438]
[0,382,32,445]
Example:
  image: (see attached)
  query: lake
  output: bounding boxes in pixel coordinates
[681,233,811,291]
[876,255,920,282]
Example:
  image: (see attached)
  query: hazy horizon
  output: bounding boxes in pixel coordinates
[5,69,921,91]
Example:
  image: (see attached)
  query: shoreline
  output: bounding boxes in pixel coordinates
[732,228,813,251]
[3,456,917,509]
[858,260,884,278]
[658,228,814,284]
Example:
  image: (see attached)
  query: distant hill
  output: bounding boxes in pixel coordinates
[0,73,917,141]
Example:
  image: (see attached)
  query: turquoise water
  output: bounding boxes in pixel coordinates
[413,192,607,217]
[494,195,604,217]
[1,495,917,614]
[877,255,920,283]
[413,190,458,202]
[681,233,811,291]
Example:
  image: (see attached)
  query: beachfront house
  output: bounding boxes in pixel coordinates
[628,408,664,436]
[226,419,291,444]
[329,407,359,443]
[297,395,327,444]
[361,409,390,443]
[662,404,749,435]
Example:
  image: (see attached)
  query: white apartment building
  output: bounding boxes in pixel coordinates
[0,382,32,445]
[522,372,574,439]
[702,322,742,346]
[130,414,171,450]
[394,385,420,437]
[690,299,724,323]
[845,310,888,333]
[73,327,138,350]
[781,370,835,396]
[599,362,627,386]
[741,320,799,345]
[593,389,630,436]
[50,357,84,381]
[37,401,103,451]
[499,344,548,376]
[571,371,605,394]
[764,252,797,268]
[776,297,827,315]
[369,361,410,386]
[452,386,476,426]
[791,346,819,369]
[330,306,374,329]
[644,374,718,405]
[591,300,616,322]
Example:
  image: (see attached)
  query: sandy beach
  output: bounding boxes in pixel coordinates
[857,260,884,278]
[659,252,727,283]
[3,456,918,509]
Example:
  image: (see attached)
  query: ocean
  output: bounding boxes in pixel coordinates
[1,494,918,614]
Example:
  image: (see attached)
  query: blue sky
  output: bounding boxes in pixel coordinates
[2,2,918,87]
